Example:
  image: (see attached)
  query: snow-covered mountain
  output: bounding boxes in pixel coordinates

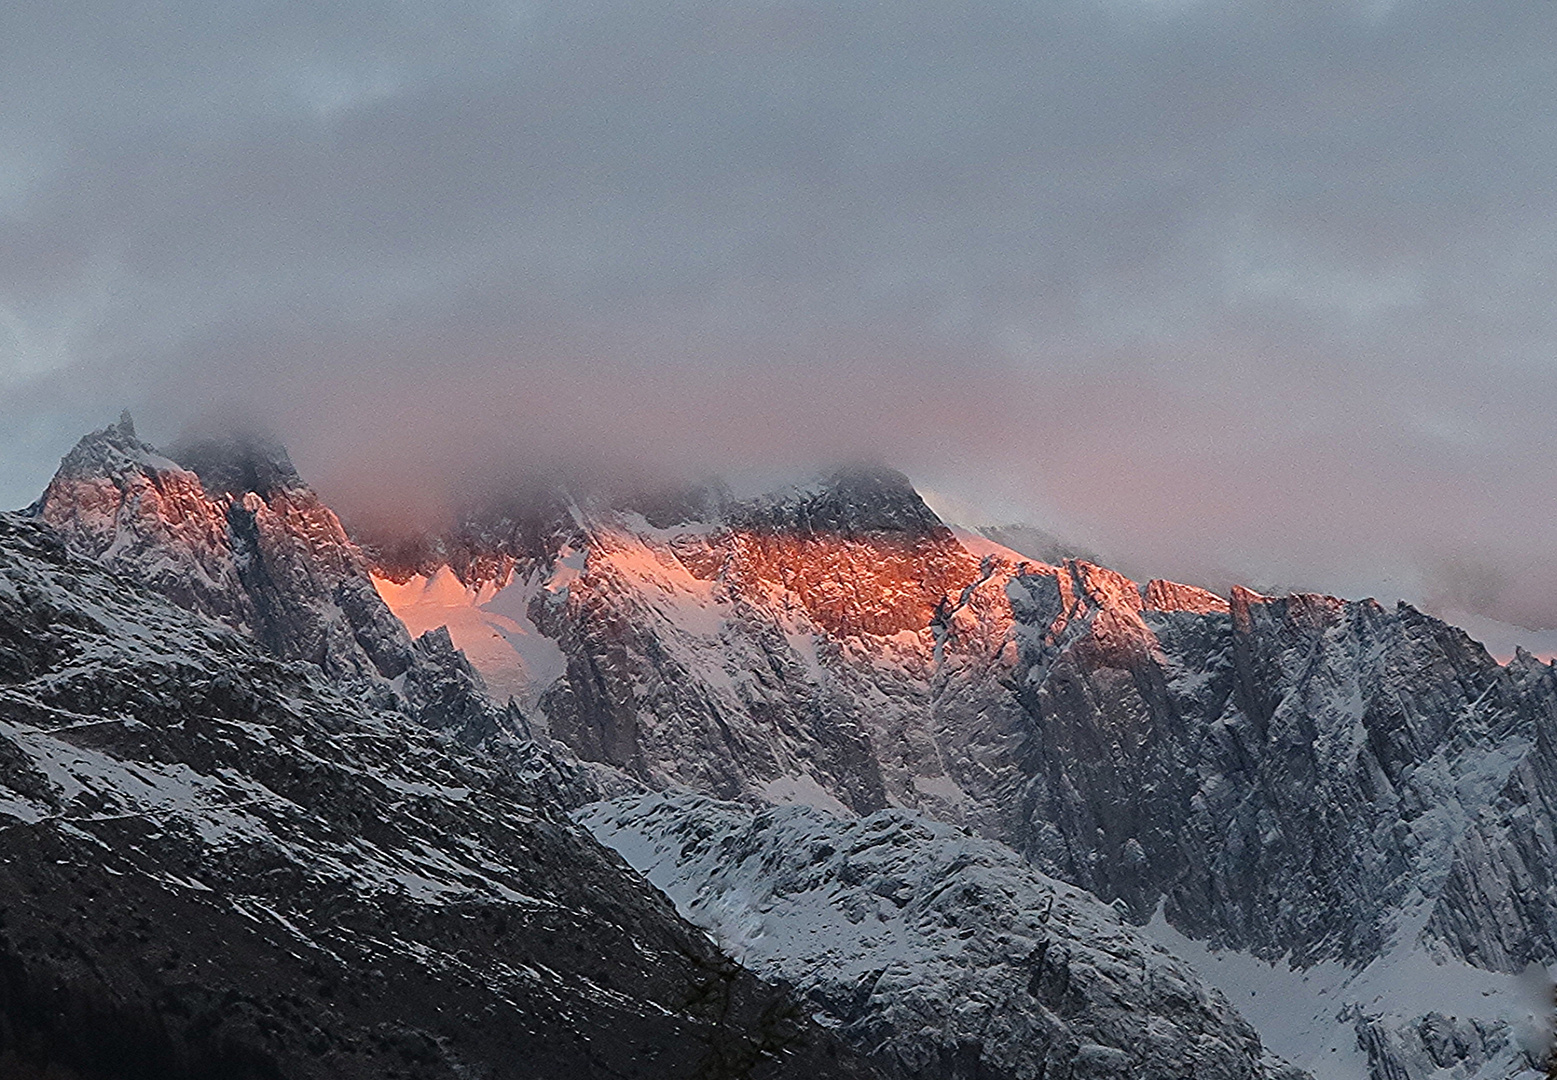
[20,420,1556,1079]
[363,465,1556,1080]
[0,510,883,1079]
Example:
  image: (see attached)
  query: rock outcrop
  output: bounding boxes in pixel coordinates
[28,419,1551,1080]
[368,467,1557,1079]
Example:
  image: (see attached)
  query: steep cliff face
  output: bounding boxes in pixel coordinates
[363,467,1555,960]
[526,469,992,816]
[1011,580,1522,963]
[0,510,881,1080]
[40,419,1543,1079]
[30,413,248,628]
[29,417,522,748]
[1424,651,1557,974]
[35,416,395,680]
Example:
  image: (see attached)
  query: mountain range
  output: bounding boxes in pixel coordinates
[3,414,1553,1080]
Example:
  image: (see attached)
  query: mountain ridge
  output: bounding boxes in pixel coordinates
[21,420,1557,1080]
[27,416,536,751]
[350,463,1554,1079]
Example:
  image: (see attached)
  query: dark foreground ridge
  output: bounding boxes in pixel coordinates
[0,512,880,1080]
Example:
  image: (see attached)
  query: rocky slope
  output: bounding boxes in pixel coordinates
[0,509,881,1080]
[368,466,1556,1079]
[580,792,1307,1080]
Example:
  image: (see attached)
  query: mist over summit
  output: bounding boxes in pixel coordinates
[3,413,1554,1078]
[2,0,1556,631]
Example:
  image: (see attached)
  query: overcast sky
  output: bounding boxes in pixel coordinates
[3,0,1556,628]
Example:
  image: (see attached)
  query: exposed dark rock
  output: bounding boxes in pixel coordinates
[377,478,1557,1079]
[730,466,948,540]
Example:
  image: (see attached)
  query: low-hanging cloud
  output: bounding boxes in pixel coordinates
[2,0,1556,630]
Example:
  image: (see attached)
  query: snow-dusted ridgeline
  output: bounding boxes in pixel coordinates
[26,418,1556,1080]
[29,415,534,747]
[377,467,1557,1080]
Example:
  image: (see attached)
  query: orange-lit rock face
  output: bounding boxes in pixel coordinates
[1053,560,1154,668]
[1069,560,1143,614]
[34,421,420,682]
[38,447,369,587]
[39,468,230,565]
[241,487,371,579]
[1144,578,1231,615]
[693,529,984,640]
[37,459,249,627]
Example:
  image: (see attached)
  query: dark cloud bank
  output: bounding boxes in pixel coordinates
[2,0,1556,629]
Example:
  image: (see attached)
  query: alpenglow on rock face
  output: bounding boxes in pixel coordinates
[32,415,393,679]
[22,417,1554,1080]
[0,510,882,1080]
[579,792,1309,1080]
[366,466,1557,1079]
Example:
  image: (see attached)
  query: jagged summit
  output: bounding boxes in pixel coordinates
[14,416,1555,1078]
[46,409,181,485]
[368,465,942,591]
[734,464,949,539]
[0,509,880,1080]
[29,416,524,746]
[353,456,1555,1076]
[48,415,304,502]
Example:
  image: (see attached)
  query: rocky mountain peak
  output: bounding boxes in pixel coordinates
[47,410,184,486]
[19,416,1553,1080]
[0,509,879,1080]
[30,417,520,746]
[1143,577,1230,615]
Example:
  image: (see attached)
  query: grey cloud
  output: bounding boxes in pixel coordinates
[2,0,1556,628]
